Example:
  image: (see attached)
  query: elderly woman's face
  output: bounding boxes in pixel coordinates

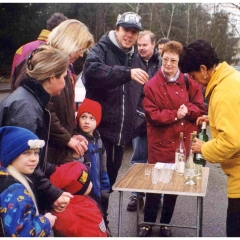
[162,51,179,77]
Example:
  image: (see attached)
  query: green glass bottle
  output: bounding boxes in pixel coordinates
[193,121,209,166]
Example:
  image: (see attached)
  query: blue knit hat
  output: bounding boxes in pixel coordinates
[0,126,45,167]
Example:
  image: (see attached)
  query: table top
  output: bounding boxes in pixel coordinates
[112,163,209,197]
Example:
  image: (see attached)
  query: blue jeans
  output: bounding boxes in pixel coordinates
[131,134,148,198]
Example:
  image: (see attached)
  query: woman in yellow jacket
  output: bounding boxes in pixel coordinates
[179,38,240,237]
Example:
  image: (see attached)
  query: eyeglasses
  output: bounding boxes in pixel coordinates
[27,48,44,71]
[162,57,179,65]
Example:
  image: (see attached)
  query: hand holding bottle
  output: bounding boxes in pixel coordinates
[191,137,204,154]
[196,115,209,125]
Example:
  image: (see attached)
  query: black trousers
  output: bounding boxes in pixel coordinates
[227,198,240,237]
[144,193,178,224]
[102,138,125,189]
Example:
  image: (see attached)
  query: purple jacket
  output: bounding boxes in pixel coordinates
[11,29,50,91]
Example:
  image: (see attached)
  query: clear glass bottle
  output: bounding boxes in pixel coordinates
[184,133,198,185]
[193,121,209,178]
[175,132,186,176]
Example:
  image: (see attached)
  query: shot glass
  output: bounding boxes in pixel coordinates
[151,167,158,184]
[145,167,151,176]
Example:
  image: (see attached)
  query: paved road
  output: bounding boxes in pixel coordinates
[0,87,228,237]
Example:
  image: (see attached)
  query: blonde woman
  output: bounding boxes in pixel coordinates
[0,126,56,237]
[0,45,72,213]
[45,19,95,166]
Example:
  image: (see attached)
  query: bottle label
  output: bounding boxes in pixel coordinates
[196,153,203,159]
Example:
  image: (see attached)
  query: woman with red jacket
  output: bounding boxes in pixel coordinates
[139,41,206,237]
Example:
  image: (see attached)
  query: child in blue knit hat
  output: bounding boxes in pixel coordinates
[0,126,56,237]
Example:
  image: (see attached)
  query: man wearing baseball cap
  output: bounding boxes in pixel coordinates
[83,12,148,207]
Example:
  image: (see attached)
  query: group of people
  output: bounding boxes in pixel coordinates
[0,9,240,238]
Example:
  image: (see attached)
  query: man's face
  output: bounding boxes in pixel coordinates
[115,26,139,49]
[158,43,165,56]
[137,35,155,61]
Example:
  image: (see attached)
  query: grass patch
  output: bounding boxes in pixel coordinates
[0,77,10,83]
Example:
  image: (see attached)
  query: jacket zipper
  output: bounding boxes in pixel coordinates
[43,107,51,172]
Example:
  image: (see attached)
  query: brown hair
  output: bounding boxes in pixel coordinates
[26,44,69,81]
[162,41,183,57]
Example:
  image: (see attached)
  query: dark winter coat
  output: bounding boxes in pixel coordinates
[136,49,162,135]
[83,32,147,146]
[0,77,62,209]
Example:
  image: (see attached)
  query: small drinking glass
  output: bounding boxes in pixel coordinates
[151,167,158,184]
[145,167,151,176]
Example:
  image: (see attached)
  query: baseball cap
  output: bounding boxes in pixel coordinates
[116,12,143,31]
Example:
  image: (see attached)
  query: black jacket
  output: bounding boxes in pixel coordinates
[83,32,147,146]
[136,49,162,135]
[0,77,62,209]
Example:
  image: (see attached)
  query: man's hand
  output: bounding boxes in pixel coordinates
[52,192,73,213]
[131,68,148,85]
[196,115,209,125]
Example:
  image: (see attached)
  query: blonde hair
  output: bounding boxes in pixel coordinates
[26,44,69,81]
[47,19,94,56]
[7,165,39,215]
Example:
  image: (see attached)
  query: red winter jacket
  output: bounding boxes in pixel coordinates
[143,70,206,164]
[52,196,107,237]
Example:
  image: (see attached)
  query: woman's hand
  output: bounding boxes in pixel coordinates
[67,137,88,156]
[196,115,209,125]
[44,212,57,228]
[191,137,204,153]
[177,104,188,119]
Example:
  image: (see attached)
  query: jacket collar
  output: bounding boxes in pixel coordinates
[20,77,51,107]
[206,61,234,99]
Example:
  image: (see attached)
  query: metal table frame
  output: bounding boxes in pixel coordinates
[112,164,209,237]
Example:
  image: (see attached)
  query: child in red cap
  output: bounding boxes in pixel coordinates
[74,98,111,234]
[50,161,107,237]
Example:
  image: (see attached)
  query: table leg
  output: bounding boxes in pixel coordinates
[136,193,140,236]
[196,196,203,237]
[117,191,123,237]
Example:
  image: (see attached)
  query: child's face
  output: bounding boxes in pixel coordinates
[78,112,97,136]
[11,149,40,174]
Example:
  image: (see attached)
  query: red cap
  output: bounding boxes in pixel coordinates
[50,162,91,195]
[76,98,102,127]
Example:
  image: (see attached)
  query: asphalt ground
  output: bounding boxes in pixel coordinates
[0,84,228,238]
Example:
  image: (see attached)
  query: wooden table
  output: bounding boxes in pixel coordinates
[112,163,209,237]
